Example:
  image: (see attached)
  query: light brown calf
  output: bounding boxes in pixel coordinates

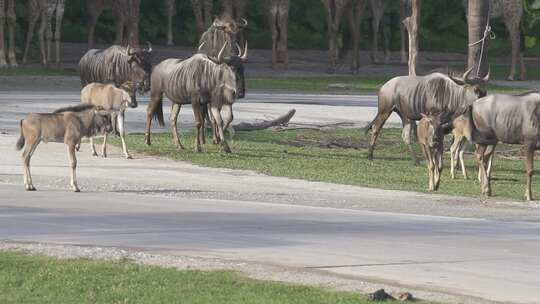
[15,104,112,192]
[81,82,137,159]
[418,114,445,191]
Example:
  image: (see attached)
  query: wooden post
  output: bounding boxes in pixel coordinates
[402,0,420,76]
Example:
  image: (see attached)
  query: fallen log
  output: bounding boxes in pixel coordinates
[232,109,296,131]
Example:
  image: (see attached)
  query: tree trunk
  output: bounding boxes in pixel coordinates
[266,0,290,68]
[321,0,351,73]
[347,0,367,73]
[399,0,411,63]
[467,0,490,77]
[402,0,420,75]
[167,0,175,45]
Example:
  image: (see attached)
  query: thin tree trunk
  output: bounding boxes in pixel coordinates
[467,0,490,77]
[402,0,420,75]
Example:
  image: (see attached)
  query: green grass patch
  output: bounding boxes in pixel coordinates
[115,128,536,201]
[247,76,531,95]
[0,67,78,76]
[0,251,428,304]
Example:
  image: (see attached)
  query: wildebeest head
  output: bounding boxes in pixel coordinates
[125,42,153,92]
[212,14,248,34]
[120,81,139,108]
[449,67,490,100]
[211,41,248,99]
[93,108,114,135]
[419,113,447,149]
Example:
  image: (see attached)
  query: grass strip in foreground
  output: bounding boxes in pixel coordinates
[0,251,432,304]
[113,128,539,201]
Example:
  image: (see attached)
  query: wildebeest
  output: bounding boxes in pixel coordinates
[15,104,113,192]
[460,92,540,200]
[365,69,489,163]
[417,113,446,191]
[198,14,247,58]
[145,42,247,153]
[81,82,138,159]
[78,43,153,94]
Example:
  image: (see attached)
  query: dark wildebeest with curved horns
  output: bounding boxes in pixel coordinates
[365,69,489,163]
[145,42,247,153]
[78,43,153,99]
[198,14,248,58]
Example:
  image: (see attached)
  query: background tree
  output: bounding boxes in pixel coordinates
[321,0,350,72]
[191,0,213,35]
[266,0,290,69]
[467,0,490,77]
[402,0,420,75]
[347,0,367,72]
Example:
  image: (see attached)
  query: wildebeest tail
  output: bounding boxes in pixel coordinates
[152,94,165,127]
[364,119,375,135]
[16,120,25,151]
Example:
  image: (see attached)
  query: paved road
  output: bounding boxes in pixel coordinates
[2,90,540,304]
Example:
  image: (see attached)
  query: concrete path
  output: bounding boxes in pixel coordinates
[2,90,540,304]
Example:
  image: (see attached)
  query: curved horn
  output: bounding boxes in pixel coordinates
[198,41,206,51]
[146,41,153,52]
[483,66,491,82]
[236,43,242,56]
[240,40,248,61]
[448,73,465,85]
[217,42,228,63]
[462,67,473,81]
[240,18,248,27]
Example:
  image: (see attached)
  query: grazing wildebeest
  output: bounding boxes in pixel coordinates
[459,92,540,200]
[145,42,247,153]
[198,14,247,58]
[365,69,489,163]
[81,82,138,159]
[417,113,447,191]
[78,43,153,94]
[15,104,113,192]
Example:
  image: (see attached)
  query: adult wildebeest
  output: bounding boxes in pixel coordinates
[79,43,153,94]
[198,14,248,58]
[459,92,540,200]
[16,104,113,192]
[145,42,247,153]
[81,82,138,159]
[365,69,489,163]
[417,113,446,191]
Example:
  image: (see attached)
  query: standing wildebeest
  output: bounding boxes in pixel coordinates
[16,104,113,192]
[145,42,247,153]
[198,14,247,58]
[81,82,138,159]
[79,44,153,94]
[417,113,446,191]
[458,92,540,201]
[365,69,489,163]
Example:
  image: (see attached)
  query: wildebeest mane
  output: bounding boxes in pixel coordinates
[414,74,472,120]
[53,104,95,114]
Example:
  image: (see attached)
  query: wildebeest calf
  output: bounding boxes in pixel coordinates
[417,113,446,191]
[15,104,113,192]
[81,82,138,159]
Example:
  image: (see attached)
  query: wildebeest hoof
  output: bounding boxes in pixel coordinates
[176,145,185,151]
[126,154,133,159]
[223,145,232,154]
[102,153,107,158]
[72,187,81,192]
[25,185,36,191]
[92,151,98,157]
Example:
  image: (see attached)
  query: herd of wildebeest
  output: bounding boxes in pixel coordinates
[12,15,540,201]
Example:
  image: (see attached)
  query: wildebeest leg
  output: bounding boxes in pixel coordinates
[459,140,468,179]
[110,112,118,135]
[401,116,418,165]
[420,144,433,190]
[366,110,392,160]
[525,144,535,201]
[170,103,185,150]
[193,103,205,153]
[101,133,108,158]
[450,135,458,179]
[118,112,132,159]
[67,143,80,192]
[476,144,491,196]
[486,146,495,179]
[207,105,218,145]
[222,104,234,138]
[210,106,231,153]
[433,148,443,191]
[89,137,98,156]
[145,92,163,146]
[22,138,39,191]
